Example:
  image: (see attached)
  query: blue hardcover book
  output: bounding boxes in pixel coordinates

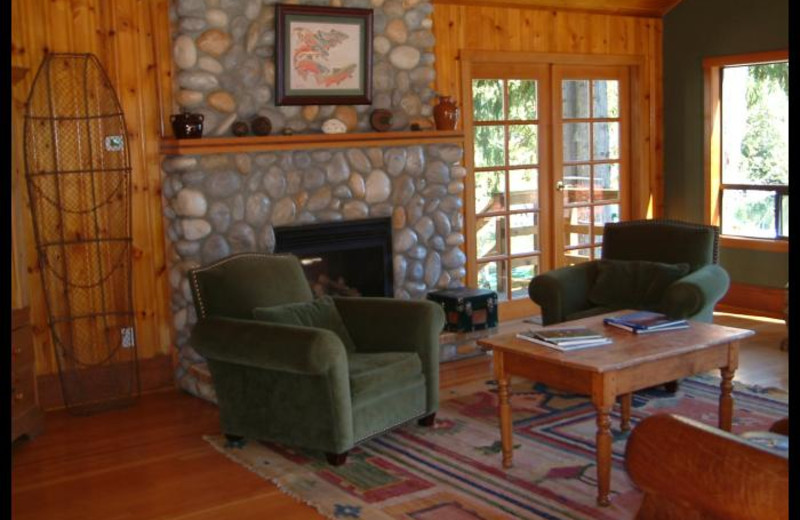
[603,311,688,332]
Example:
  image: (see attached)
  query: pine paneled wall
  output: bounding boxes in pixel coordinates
[10,0,665,406]
[10,0,175,392]
[432,3,664,219]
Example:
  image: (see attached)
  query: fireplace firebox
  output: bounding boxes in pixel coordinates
[273,217,393,297]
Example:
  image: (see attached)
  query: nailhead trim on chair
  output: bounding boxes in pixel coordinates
[188,253,298,320]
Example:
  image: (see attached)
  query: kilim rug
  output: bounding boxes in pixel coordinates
[204,374,788,519]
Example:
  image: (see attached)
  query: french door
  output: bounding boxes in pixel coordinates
[553,65,630,267]
[464,61,630,319]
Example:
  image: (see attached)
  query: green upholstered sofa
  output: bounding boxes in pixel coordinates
[528,219,730,326]
[188,253,445,465]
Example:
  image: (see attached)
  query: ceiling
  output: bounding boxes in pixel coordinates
[431,0,684,17]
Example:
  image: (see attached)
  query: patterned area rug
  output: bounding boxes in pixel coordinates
[204,374,787,519]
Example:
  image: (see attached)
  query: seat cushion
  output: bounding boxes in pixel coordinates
[348,352,423,400]
[588,259,690,309]
[253,295,358,352]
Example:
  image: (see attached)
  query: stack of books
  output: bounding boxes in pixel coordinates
[603,311,689,334]
[515,326,613,351]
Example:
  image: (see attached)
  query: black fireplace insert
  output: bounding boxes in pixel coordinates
[273,217,393,297]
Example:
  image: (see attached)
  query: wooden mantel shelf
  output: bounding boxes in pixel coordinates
[160,129,465,155]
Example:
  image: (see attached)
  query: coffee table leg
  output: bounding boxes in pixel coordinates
[497,375,513,468]
[595,405,612,506]
[719,367,735,431]
[620,393,632,432]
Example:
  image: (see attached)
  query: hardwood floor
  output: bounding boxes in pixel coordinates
[707,312,788,390]
[11,312,788,520]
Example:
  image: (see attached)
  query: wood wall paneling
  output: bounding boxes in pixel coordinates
[717,283,786,320]
[15,0,778,403]
[433,5,664,221]
[11,0,175,398]
[12,67,31,309]
[431,0,683,18]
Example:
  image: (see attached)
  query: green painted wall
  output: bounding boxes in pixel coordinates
[662,0,788,289]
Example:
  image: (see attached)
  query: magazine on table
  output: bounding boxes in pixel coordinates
[603,311,689,333]
[516,328,612,351]
[531,326,605,343]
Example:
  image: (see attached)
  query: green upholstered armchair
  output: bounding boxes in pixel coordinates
[529,219,730,326]
[187,253,445,465]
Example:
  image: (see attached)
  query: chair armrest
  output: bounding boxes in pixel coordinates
[528,262,598,325]
[662,264,730,322]
[190,316,348,375]
[626,414,788,520]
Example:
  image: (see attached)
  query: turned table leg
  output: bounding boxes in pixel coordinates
[497,374,513,469]
[719,367,735,431]
[594,405,613,507]
[620,393,632,432]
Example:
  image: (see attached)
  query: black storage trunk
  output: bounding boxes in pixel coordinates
[427,288,499,332]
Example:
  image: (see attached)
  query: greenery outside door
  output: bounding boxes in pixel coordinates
[553,65,630,267]
[463,61,630,320]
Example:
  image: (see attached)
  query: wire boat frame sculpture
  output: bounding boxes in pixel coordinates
[23,53,140,414]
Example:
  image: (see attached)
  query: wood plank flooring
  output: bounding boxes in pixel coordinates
[11,312,788,520]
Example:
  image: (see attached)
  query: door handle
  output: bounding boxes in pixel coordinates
[555,180,565,192]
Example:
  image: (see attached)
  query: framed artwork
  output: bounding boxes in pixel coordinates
[275,4,373,106]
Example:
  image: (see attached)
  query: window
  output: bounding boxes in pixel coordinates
[704,51,788,251]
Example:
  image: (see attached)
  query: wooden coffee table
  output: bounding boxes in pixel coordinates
[476,312,755,507]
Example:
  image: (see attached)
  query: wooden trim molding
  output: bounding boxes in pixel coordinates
[459,50,645,67]
[703,62,721,226]
[703,50,789,251]
[431,0,682,18]
[35,354,175,411]
[720,236,788,253]
[717,282,786,320]
[702,50,789,69]
[160,130,465,155]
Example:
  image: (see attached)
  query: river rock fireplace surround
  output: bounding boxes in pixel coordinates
[163,142,467,401]
[161,0,466,401]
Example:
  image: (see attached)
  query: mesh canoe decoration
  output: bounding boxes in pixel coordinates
[23,53,139,414]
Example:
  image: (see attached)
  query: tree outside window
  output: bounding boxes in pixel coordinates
[720,61,788,239]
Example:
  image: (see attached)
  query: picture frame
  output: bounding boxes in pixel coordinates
[275,4,373,106]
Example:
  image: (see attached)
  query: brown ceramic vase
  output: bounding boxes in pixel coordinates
[433,96,459,130]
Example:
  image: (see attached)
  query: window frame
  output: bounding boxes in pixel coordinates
[703,50,789,253]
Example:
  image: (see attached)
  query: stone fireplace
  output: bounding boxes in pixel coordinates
[162,0,466,401]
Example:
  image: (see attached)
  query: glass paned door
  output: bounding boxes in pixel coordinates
[468,64,549,315]
[464,60,630,319]
[554,66,629,266]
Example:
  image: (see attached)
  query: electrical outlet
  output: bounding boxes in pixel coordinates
[105,135,124,152]
[121,327,135,348]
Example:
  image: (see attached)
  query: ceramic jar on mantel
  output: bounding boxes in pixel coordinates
[433,96,459,131]
[171,113,204,139]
